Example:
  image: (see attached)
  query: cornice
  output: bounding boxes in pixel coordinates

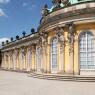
[38,2,95,32]
[1,33,40,52]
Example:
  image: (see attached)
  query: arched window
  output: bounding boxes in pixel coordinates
[51,38,57,72]
[79,31,95,70]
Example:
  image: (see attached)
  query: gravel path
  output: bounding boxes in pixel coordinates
[0,70,95,95]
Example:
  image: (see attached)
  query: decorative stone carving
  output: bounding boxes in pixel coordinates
[36,35,42,48]
[39,32,48,55]
[52,0,61,8]
[32,45,36,53]
[52,0,71,7]
[57,27,64,42]
[20,47,26,56]
[61,0,71,6]
[66,22,75,54]
[39,31,48,46]
[27,47,32,53]
[14,49,19,62]
[41,4,49,17]
[42,32,48,46]
[55,27,64,47]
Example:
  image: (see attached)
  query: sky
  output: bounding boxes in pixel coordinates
[0,0,52,39]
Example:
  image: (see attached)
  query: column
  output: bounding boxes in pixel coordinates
[58,43,64,73]
[10,51,13,69]
[14,49,18,70]
[1,53,4,68]
[32,46,36,72]
[26,47,32,71]
[65,22,75,74]
[13,50,16,70]
[23,48,26,70]
[9,52,12,69]
[57,27,64,73]
[18,49,20,70]
[11,51,14,69]
[46,44,51,73]
[15,50,18,69]
[16,49,20,70]
[8,53,10,69]
[5,53,7,69]
[64,31,70,74]
[24,48,27,70]
[19,48,23,70]
[42,45,47,73]
[74,34,79,75]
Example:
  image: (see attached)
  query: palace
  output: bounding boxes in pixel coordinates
[0,0,95,76]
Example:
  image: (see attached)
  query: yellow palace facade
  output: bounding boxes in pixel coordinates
[1,0,95,75]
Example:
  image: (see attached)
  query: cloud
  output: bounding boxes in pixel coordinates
[22,1,36,11]
[22,2,28,7]
[0,37,10,47]
[0,38,10,43]
[0,8,7,17]
[0,8,6,16]
[0,0,10,17]
[0,0,10,4]
[28,4,36,10]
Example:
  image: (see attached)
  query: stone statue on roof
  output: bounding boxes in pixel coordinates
[52,0,71,6]
[52,0,93,7]
[41,4,49,17]
[52,0,61,4]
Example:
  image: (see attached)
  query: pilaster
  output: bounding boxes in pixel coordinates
[32,45,36,72]
[65,22,75,74]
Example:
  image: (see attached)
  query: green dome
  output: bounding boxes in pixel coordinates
[49,0,93,12]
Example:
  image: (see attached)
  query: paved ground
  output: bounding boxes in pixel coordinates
[0,71,95,95]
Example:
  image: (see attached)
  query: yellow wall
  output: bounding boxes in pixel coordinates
[2,23,95,75]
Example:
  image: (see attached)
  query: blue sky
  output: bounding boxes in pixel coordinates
[0,0,52,39]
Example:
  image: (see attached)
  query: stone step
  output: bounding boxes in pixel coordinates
[28,73,95,82]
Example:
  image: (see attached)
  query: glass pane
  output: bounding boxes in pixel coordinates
[79,32,95,70]
[51,38,57,69]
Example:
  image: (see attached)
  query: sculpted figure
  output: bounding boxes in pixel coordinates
[52,0,61,4]
[41,4,49,17]
[52,0,71,6]
[52,0,61,8]
[61,0,71,6]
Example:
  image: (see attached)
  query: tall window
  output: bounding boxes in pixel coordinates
[79,32,95,70]
[51,38,57,71]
